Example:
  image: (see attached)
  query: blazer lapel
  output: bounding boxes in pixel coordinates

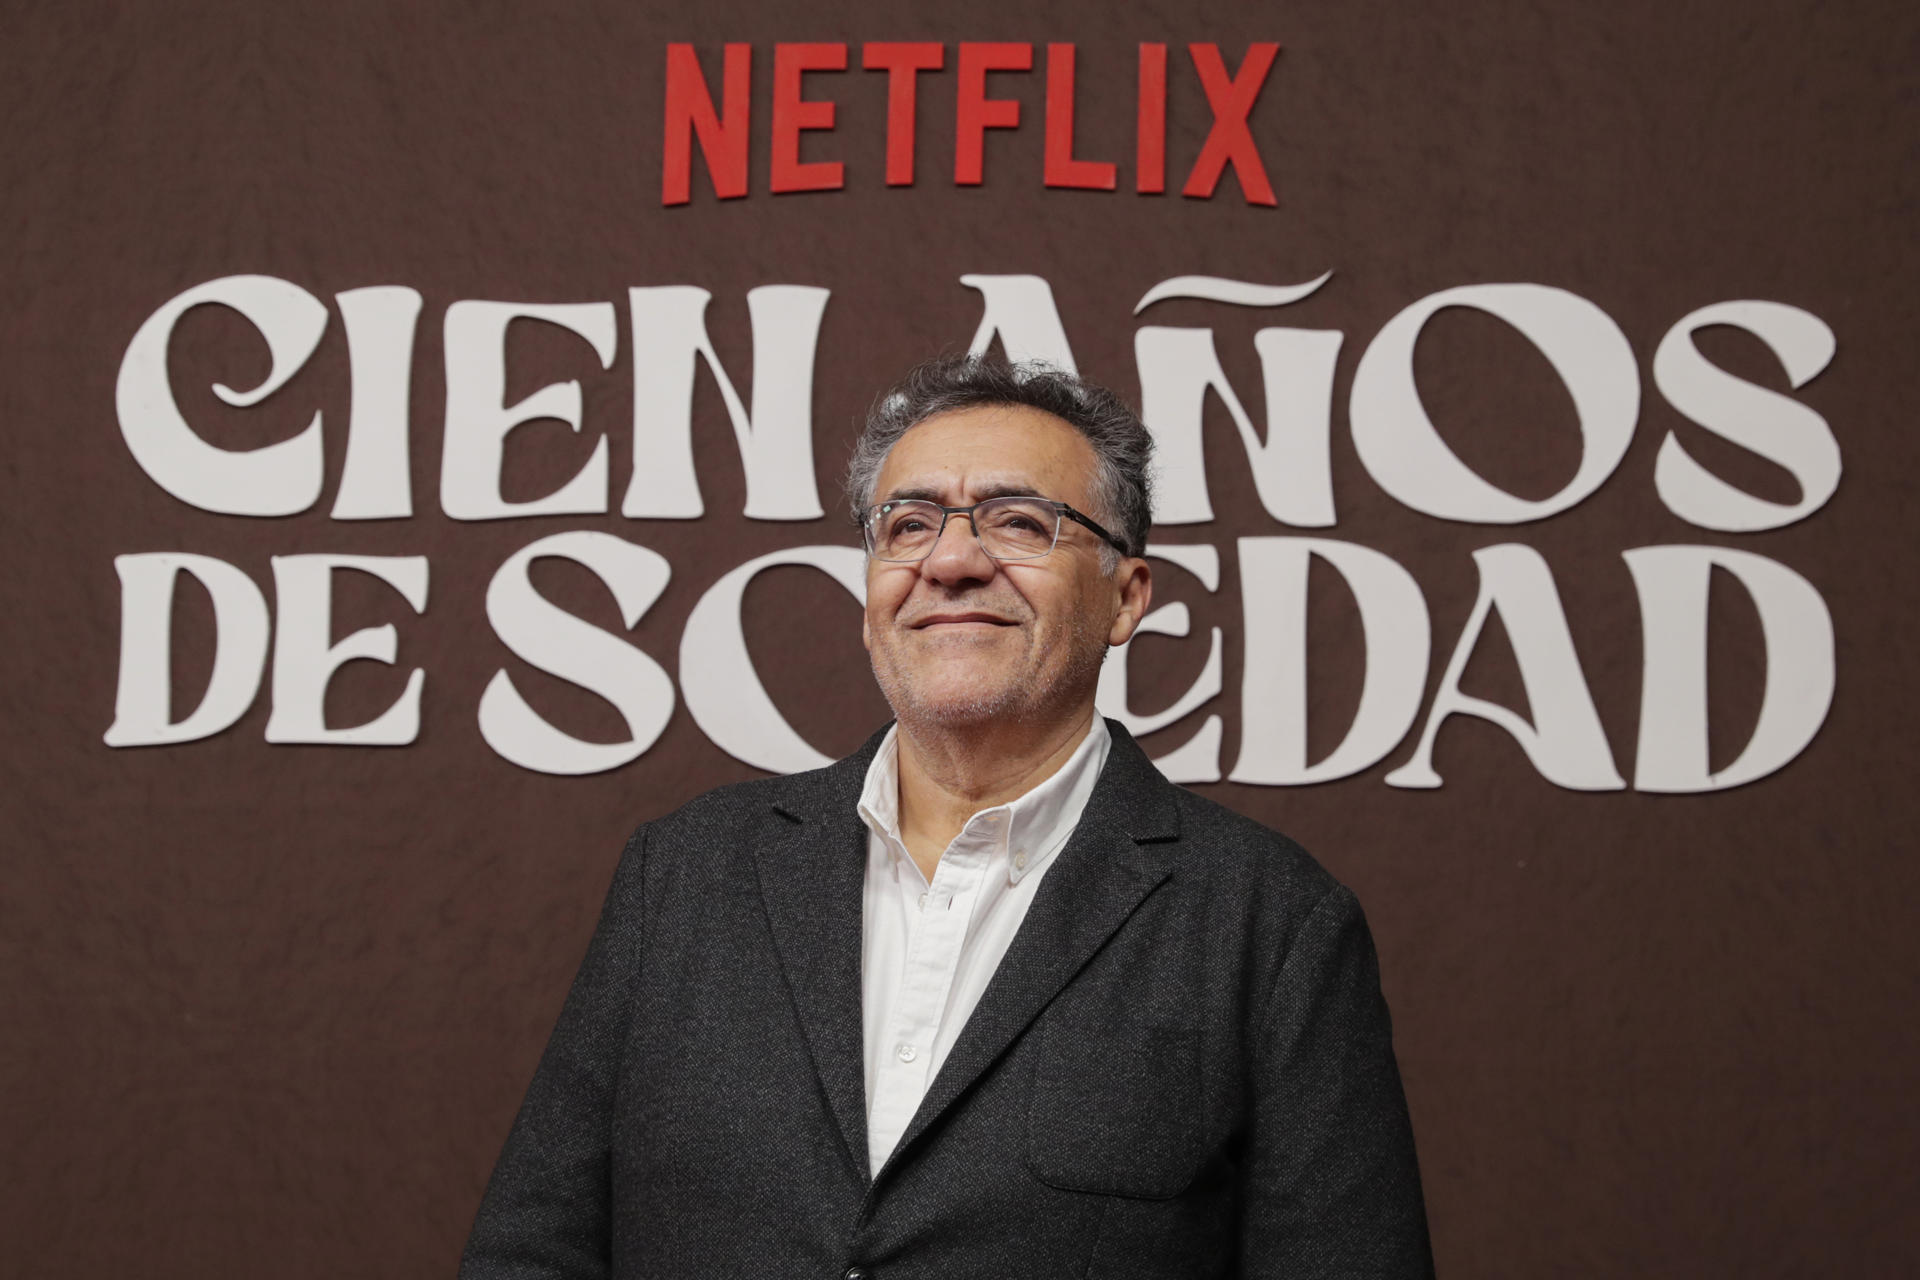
[876,725,1181,1182]
[752,733,888,1186]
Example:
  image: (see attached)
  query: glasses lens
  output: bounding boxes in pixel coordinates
[868,500,945,560]
[974,497,1060,560]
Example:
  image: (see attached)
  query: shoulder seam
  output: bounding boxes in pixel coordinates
[1250,881,1352,1059]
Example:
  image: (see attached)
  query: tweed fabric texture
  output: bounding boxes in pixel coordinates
[460,722,1433,1278]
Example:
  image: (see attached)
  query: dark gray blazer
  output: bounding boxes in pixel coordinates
[461,722,1432,1278]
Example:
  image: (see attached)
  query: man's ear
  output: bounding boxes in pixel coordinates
[1107,556,1154,646]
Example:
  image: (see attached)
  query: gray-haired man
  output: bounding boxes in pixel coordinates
[462,354,1433,1278]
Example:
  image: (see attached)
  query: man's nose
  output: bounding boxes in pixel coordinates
[920,511,997,583]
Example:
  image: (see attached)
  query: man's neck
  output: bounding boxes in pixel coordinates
[893,707,1098,881]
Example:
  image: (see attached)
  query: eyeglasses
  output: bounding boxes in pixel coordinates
[861,496,1131,563]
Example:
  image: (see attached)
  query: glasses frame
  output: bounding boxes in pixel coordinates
[861,496,1132,563]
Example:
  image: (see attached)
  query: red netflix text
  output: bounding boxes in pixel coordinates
[661,42,1280,207]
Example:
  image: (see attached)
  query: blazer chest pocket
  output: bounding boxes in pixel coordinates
[1027,1015,1203,1200]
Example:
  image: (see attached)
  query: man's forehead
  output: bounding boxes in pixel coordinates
[874,405,1096,499]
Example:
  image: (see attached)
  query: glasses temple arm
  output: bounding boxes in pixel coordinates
[1059,505,1134,557]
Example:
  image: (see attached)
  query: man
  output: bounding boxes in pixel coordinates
[461,355,1433,1278]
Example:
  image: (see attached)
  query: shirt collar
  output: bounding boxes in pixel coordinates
[856,717,1112,887]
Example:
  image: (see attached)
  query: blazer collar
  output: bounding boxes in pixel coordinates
[751,720,1182,1189]
[752,725,889,1183]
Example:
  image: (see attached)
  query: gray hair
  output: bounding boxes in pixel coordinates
[845,353,1154,562]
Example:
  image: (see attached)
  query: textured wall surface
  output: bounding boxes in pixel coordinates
[3,0,1916,1274]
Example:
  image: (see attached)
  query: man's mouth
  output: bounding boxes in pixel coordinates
[910,611,1018,629]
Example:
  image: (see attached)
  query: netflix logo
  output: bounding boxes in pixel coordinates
[661,42,1280,207]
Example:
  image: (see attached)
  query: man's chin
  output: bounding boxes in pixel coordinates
[913,677,1019,716]
[876,669,1025,728]
[906,623,1020,647]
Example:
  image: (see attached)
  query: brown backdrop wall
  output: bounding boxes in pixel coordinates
[4,1,1917,1274]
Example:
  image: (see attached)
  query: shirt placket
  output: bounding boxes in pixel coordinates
[868,817,1000,1160]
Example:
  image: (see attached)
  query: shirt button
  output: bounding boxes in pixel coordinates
[917,892,928,910]
[896,1043,917,1063]
[1013,850,1029,871]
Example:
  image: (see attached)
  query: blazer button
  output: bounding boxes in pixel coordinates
[842,1268,872,1280]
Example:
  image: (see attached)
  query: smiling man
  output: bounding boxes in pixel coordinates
[461,355,1433,1279]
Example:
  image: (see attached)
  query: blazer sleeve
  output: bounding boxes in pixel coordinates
[1238,884,1435,1278]
[458,827,649,1280]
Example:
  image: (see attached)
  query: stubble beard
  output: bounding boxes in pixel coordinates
[870,609,1110,734]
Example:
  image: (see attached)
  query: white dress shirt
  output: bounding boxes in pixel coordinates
[856,717,1112,1176]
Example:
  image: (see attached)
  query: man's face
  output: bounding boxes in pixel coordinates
[861,405,1150,732]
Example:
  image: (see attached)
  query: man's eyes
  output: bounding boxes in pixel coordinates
[881,502,1048,536]
[981,504,1048,529]
[882,507,938,535]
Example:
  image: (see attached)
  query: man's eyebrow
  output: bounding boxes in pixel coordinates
[876,481,1048,504]
[876,485,945,504]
